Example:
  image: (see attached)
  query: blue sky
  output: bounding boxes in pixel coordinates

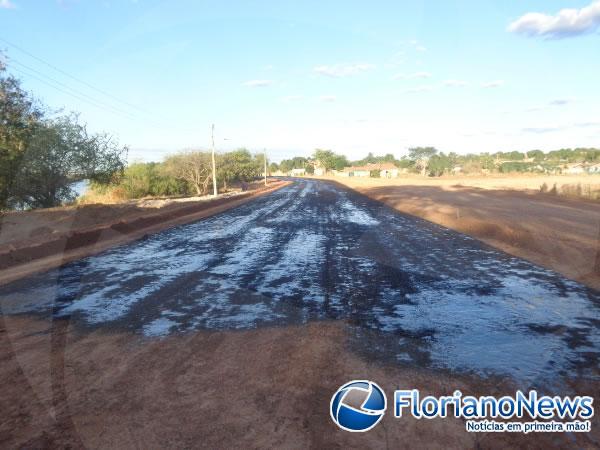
[1,0,599,162]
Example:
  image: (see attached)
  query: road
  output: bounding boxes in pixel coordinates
[1,179,599,386]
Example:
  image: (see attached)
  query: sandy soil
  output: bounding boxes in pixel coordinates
[2,315,597,449]
[0,180,289,285]
[317,174,600,290]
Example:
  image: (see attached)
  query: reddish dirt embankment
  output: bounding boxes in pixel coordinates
[0,180,289,285]
[334,179,600,290]
[1,315,597,449]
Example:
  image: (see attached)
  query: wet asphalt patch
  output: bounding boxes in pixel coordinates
[1,179,599,387]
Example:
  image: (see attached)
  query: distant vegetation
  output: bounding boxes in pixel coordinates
[270,147,600,178]
[84,149,266,202]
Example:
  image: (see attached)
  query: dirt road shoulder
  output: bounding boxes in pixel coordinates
[0,180,290,285]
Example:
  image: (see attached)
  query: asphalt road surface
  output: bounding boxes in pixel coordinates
[1,180,599,387]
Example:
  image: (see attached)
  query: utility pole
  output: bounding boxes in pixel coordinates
[264,149,268,186]
[211,124,217,197]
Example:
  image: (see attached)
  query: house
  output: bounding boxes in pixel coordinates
[350,165,372,177]
[314,167,326,176]
[379,163,399,178]
[564,163,585,175]
[333,169,350,177]
[290,168,306,176]
[588,163,600,174]
[341,163,400,178]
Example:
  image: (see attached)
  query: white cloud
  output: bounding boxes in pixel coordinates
[319,95,337,103]
[575,121,600,127]
[481,80,505,88]
[526,97,576,112]
[281,95,303,102]
[0,0,16,9]
[415,45,427,52]
[443,79,468,87]
[522,126,564,134]
[508,1,600,38]
[402,86,434,94]
[392,71,431,80]
[242,80,273,88]
[549,97,575,106]
[313,63,374,78]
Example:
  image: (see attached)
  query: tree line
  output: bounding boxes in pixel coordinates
[270,147,600,177]
[90,149,266,201]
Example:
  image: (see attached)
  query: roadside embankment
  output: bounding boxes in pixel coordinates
[0,180,289,285]
[318,175,600,290]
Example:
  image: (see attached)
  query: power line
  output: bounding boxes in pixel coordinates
[9,57,139,120]
[0,37,200,134]
[9,66,139,122]
[0,36,148,115]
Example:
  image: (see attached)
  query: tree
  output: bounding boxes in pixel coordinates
[314,149,348,171]
[117,162,188,198]
[218,149,261,190]
[164,151,213,195]
[527,149,544,161]
[279,156,309,173]
[0,58,44,208]
[1,58,128,209]
[313,149,336,170]
[351,152,397,167]
[8,114,127,209]
[332,154,349,170]
[408,147,438,176]
[427,153,452,176]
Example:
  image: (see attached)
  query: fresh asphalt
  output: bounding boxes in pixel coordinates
[1,179,599,387]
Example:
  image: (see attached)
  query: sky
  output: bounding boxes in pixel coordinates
[1,0,599,162]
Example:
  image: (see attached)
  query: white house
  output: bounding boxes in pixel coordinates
[290,168,306,176]
[333,169,350,177]
[379,163,399,178]
[587,163,600,174]
[565,163,585,174]
[342,165,371,177]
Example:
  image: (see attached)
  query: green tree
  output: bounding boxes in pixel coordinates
[313,149,336,170]
[408,147,438,175]
[315,149,349,171]
[428,153,452,176]
[9,114,127,208]
[118,162,188,198]
[218,149,261,190]
[0,59,44,208]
